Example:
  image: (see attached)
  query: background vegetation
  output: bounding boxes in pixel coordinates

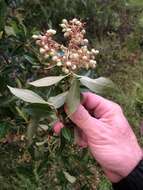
[0,0,143,189]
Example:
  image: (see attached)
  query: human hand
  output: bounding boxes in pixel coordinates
[53,92,142,182]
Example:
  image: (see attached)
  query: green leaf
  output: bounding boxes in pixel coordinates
[5,26,16,36]
[29,75,67,87]
[23,103,52,117]
[66,78,80,115]
[8,86,49,104]
[48,91,68,109]
[0,31,3,39]
[128,0,143,7]
[63,171,76,183]
[0,0,7,31]
[62,127,72,142]
[80,77,114,94]
[0,122,9,139]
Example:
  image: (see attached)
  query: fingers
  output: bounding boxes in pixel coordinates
[69,104,102,131]
[81,92,116,118]
[74,128,88,148]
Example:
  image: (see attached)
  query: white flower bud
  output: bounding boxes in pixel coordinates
[66,61,72,66]
[62,28,67,32]
[71,65,77,70]
[75,20,81,25]
[83,39,88,44]
[32,34,39,39]
[57,61,62,66]
[90,60,97,65]
[44,45,49,51]
[44,54,49,59]
[36,40,41,46]
[41,41,46,46]
[62,67,69,74]
[40,48,46,54]
[62,19,68,24]
[83,56,88,60]
[91,64,96,68]
[47,29,56,35]
[82,46,88,52]
[66,28,72,32]
[78,49,82,54]
[70,53,79,59]
[91,49,99,55]
[64,32,70,38]
[60,24,67,28]
[85,63,89,70]
[81,29,86,34]
[52,56,58,61]
[95,50,99,54]
[72,18,78,23]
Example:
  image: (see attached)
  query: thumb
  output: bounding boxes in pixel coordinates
[65,104,100,131]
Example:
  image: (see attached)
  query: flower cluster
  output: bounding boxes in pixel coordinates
[32,18,99,74]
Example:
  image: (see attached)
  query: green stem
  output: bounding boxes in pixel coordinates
[27,116,39,146]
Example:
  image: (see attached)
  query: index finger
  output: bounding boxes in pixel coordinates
[81,92,115,118]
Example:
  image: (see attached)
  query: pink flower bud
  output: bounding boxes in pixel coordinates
[53,121,64,134]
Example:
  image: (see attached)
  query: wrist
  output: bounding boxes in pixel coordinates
[113,159,143,190]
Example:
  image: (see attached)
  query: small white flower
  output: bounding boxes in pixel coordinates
[66,28,72,32]
[57,61,62,66]
[71,53,79,59]
[47,29,56,35]
[52,56,58,61]
[44,45,49,51]
[62,67,69,74]
[72,18,78,23]
[36,40,41,45]
[64,32,70,38]
[81,29,86,34]
[44,54,49,59]
[82,46,88,52]
[78,49,82,54]
[60,24,67,28]
[91,64,96,68]
[75,20,81,25]
[66,61,72,66]
[90,60,97,65]
[91,49,99,55]
[83,56,88,60]
[62,19,68,24]
[40,48,46,54]
[32,34,39,39]
[83,39,88,44]
[85,63,89,69]
[71,65,77,70]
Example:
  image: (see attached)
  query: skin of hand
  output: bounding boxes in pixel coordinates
[53,92,143,183]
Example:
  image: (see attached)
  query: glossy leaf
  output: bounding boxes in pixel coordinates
[23,103,52,117]
[80,77,114,94]
[5,26,16,36]
[66,78,80,115]
[0,0,7,31]
[48,91,68,109]
[29,75,67,87]
[8,86,48,104]
[62,127,72,142]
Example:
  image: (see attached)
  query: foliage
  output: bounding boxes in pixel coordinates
[0,0,143,189]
